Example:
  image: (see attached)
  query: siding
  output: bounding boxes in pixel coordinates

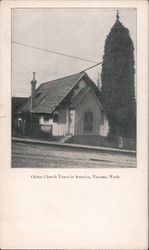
[40,109,68,136]
[99,112,109,137]
[75,89,102,135]
[39,87,109,137]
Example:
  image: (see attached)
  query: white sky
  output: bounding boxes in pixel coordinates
[12,8,136,97]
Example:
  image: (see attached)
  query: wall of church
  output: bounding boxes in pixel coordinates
[39,108,69,136]
[74,89,108,136]
[38,89,109,138]
[99,112,109,137]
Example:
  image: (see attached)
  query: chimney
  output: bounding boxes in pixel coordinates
[31,72,37,110]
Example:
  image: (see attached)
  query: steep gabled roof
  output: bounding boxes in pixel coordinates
[70,85,103,110]
[18,72,84,114]
[18,71,103,114]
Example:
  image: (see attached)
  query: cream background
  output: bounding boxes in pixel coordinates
[0,0,148,249]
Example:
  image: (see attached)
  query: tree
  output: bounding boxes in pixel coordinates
[101,11,136,138]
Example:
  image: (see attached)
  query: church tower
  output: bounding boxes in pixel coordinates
[101,10,136,138]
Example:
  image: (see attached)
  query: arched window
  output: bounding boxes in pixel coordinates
[84,110,93,132]
[53,113,58,123]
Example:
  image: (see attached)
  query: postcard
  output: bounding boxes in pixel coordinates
[0,0,148,249]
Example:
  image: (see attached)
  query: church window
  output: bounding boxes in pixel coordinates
[53,113,58,123]
[84,110,93,132]
[44,114,50,121]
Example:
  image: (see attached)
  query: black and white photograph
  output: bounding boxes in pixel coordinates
[11,8,136,168]
[0,1,148,249]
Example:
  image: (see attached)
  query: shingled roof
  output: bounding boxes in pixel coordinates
[18,71,103,114]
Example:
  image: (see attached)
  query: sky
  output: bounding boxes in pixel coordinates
[12,8,136,97]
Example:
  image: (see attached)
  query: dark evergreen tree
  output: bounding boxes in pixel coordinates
[101,10,136,138]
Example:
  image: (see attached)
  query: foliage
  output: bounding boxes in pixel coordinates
[101,17,136,138]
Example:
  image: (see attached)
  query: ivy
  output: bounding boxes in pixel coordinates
[101,18,136,138]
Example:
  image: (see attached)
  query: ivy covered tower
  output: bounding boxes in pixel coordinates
[101,10,136,138]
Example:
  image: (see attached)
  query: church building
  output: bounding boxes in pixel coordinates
[17,71,109,142]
